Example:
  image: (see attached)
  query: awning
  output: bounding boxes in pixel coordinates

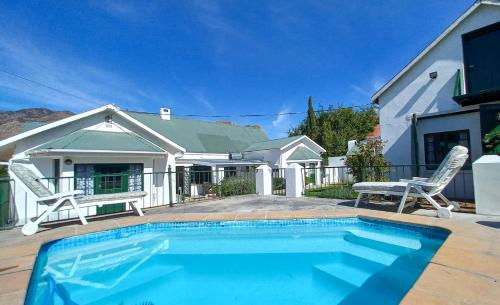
[176,159,266,167]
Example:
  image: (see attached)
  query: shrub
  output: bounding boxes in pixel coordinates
[345,139,391,182]
[272,177,286,190]
[215,176,256,196]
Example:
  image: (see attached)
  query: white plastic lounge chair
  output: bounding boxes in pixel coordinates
[9,163,146,235]
[352,146,469,218]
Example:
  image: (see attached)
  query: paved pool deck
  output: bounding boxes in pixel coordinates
[0,195,499,305]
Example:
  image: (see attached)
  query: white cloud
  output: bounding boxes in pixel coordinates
[95,0,158,20]
[349,84,371,97]
[272,105,291,127]
[192,91,215,112]
[0,32,165,112]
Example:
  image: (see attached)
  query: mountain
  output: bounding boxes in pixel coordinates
[0,108,74,140]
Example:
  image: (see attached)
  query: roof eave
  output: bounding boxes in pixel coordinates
[371,1,492,102]
[27,149,167,156]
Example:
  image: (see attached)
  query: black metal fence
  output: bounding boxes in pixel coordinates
[5,167,257,227]
[303,165,474,205]
[271,168,286,196]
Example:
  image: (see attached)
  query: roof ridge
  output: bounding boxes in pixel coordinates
[124,110,263,130]
[253,135,302,143]
[58,129,89,149]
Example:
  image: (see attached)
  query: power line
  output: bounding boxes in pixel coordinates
[0,68,100,105]
[172,106,374,118]
[0,68,375,118]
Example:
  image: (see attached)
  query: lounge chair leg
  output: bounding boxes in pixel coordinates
[22,197,68,235]
[69,197,88,225]
[130,201,144,216]
[418,189,452,218]
[355,193,362,208]
[397,185,411,213]
[437,193,460,211]
[410,197,417,208]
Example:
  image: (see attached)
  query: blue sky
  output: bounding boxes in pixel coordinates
[0,0,472,138]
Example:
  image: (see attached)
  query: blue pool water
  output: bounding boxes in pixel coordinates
[25,218,448,305]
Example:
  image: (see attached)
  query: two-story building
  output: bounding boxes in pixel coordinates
[373,1,500,198]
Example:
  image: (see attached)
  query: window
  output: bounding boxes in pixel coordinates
[191,166,212,184]
[462,22,500,95]
[424,130,470,169]
[224,167,237,177]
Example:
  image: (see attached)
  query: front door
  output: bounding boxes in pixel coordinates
[94,164,129,215]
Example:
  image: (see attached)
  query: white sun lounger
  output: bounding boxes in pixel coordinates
[9,163,146,235]
[352,146,469,218]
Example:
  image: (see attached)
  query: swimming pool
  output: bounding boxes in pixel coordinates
[25,217,448,305]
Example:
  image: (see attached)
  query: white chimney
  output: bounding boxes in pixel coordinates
[160,108,171,120]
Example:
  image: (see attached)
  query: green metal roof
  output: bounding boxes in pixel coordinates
[22,122,46,132]
[125,111,268,153]
[245,135,303,151]
[30,129,164,153]
[287,147,321,161]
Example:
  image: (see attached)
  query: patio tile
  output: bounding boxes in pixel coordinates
[265,211,296,219]
[410,263,499,305]
[0,290,25,305]
[0,270,31,295]
[431,246,500,279]
[205,213,237,221]
[235,212,266,220]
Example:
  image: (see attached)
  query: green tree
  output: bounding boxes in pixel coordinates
[289,100,378,158]
[305,96,319,141]
[345,139,390,182]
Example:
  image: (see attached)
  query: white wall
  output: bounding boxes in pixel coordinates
[378,6,500,165]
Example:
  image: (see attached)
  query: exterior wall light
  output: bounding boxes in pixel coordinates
[429,71,438,79]
[64,159,73,165]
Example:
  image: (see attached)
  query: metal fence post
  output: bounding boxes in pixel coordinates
[168,165,173,207]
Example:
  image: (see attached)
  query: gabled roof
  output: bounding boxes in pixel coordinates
[287,147,321,161]
[245,135,303,151]
[0,104,186,153]
[372,1,500,102]
[28,129,165,155]
[124,111,268,154]
[245,135,326,153]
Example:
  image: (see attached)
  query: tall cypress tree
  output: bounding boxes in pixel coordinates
[305,96,318,140]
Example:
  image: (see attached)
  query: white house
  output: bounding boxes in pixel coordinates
[0,104,325,225]
[373,1,500,199]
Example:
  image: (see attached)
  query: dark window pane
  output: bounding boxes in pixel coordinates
[424,130,470,169]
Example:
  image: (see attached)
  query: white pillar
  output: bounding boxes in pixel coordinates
[315,162,322,185]
[473,155,500,216]
[286,163,304,197]
[256,165,272,195]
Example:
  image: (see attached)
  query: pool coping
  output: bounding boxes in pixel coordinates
[0,208,499,305]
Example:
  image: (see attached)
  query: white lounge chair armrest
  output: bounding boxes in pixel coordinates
[38,190,84,201]
[399,179,438,188]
